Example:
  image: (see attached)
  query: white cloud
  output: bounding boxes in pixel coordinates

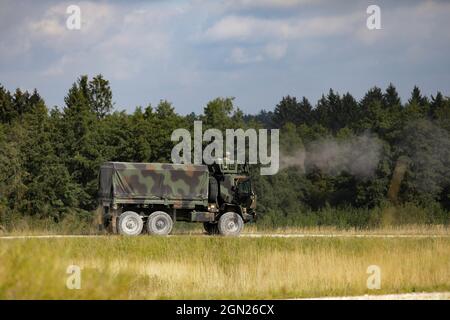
[227,42,287,64]
[204,11,359,64]
[228,47,263,64]
[203,13,360,42]
[24,2,186,80]
[355,0,450,48]
[204,15,264,41]
[223,0,318,10]
[264,42,287,60]
[1,0,450,112]
[28,2,119,50]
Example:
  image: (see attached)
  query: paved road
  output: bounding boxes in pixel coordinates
[0,233,448,240]
[301,292,450,300]
[0,235,104,240]
[242,233,448,238]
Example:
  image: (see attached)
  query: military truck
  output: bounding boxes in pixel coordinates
[98,161,256,236]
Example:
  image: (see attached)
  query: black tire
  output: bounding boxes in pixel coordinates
[208,177,218,203]
[146,211,173,236]
[217,212,244,236]
[203,222,219,235]
[117,211,143,236]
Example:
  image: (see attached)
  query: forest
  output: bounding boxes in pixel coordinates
[0,75,449,230]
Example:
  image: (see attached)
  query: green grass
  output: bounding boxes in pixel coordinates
[0,236,449,299]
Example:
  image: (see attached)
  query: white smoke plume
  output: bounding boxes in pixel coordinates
[280,134,383,178]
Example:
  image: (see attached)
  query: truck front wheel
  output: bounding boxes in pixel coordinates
[117,211,143,236]
[218,212,243,236]
[146,211,173,236]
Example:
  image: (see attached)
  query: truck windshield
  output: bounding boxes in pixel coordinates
[237,179,252,195]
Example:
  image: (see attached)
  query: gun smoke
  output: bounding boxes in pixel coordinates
[280,134,383,178]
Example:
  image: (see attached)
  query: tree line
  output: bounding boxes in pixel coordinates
[0,75,449,228]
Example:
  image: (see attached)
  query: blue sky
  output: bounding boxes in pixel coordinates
[0,0,449,114]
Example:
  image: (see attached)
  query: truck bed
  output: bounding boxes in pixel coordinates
[99,162,209,205]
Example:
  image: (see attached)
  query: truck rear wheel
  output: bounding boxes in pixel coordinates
[117,211,143,236]
[218,212,243,236]
[203,222,219,235]
[146,211,173,236]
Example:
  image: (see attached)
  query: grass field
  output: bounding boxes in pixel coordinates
[0,235,449,299]
[1,217,448,236]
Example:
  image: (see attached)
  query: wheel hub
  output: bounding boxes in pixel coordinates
[156,219,166,230]
[227,220,237,231]
[124,218,137,231]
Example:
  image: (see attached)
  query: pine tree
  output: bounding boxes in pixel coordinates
[59,76,99,209]
[383,83,401,109]
[408,86,428,105]
[0,86,15,124]
[88,74,113,119]
[430,92,444,119]
[273,95,299,128]
[297,97,314,126]
[403,86,430,121]
[358,86,394,135]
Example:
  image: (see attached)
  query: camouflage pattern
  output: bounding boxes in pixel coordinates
[98,161,257,225]
[218,174,252,205]
[99,162,209,205]
[219,175,235,203]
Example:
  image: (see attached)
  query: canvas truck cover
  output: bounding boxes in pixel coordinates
[99,162,209,201]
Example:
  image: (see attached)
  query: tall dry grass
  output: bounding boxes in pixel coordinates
[0,236,448,299]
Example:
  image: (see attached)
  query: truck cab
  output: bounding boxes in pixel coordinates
[200,161,256,235]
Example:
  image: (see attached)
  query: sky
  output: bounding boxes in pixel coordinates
[0,0,449,114]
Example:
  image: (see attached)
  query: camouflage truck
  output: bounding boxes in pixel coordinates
[98,162,256,236]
